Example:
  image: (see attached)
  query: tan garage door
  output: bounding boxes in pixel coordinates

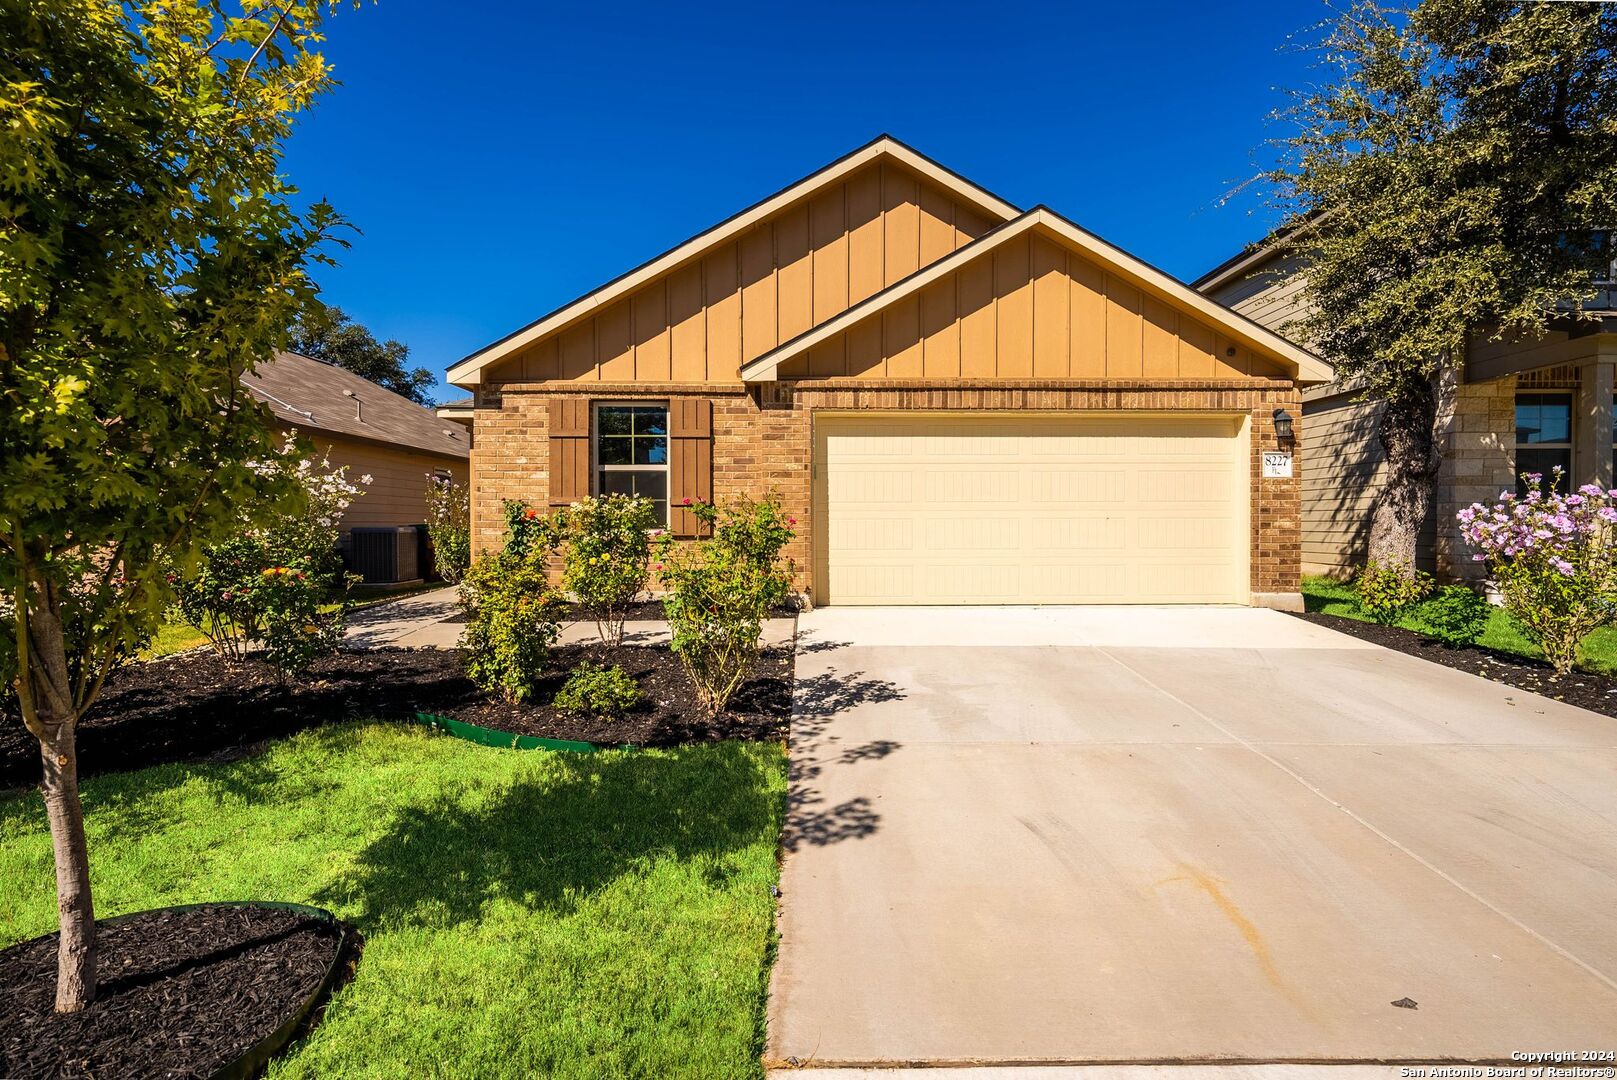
[814,413,1248,605]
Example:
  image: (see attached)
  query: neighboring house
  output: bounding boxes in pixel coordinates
[245,350,470,574]
[1195,240,1617,580]
[446,136,1331,608]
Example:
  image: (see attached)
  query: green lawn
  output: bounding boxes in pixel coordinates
[0,724,786,1079]
[1302,575,1617,676]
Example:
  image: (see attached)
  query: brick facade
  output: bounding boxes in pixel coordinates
[471,378,1303,602]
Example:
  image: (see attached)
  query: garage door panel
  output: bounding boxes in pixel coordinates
[818,414,1246,605]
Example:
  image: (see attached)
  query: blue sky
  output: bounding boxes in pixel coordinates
[282,0,1328,401]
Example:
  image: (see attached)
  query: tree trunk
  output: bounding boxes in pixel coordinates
[40,717,96,1012]
[16,583,98,1012]
[1368,371,1445,569]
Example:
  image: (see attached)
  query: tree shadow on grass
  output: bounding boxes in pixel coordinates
[317,743,780,930]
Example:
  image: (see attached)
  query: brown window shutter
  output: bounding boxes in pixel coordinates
[668,398,713,537]
[547,397,591,506]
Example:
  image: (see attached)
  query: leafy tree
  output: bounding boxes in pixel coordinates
[289,301,436,405]
[0,0,349,1012]
[1266,0,1617,566]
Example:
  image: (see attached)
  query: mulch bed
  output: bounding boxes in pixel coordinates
[0,904,348,1080]
[1,640,792,790]
[1294,610,1617,719]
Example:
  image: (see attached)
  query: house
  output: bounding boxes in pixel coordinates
[245,350,470,576]
[446,137,1331,608]
[1195,238,1617,580]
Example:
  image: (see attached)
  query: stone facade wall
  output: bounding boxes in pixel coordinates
[1434,372,1518,581]
[471,378,1304,601]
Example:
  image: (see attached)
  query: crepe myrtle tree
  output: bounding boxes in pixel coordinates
[1265,0,1617,569]
[0,0,352,1012]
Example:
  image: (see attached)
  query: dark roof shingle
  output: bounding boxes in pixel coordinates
[244,351,468,459]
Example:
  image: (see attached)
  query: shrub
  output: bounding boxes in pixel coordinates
[172,437,362,675]
[459,504,563,702]
[1355,559,1432,625]
[559,494,657,645]
[554,662,642,719]
[655,496,795,717]
[1415,585,1492,648]
[1459,467,1617,674]
[425,474,471,584]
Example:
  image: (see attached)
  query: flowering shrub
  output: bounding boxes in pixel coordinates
[172,436,363,675]
[459,504,563,702]
[1355,559,1432,625]
[558,494,658,646]
[553,662,642,720]
[1459,468,1617,674]
[424,474,471,584]
[1414,585,1492,648]
[654,496,795,716]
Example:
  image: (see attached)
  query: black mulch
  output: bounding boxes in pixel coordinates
[1293,610,1617,719]
[1,640,792,790]
[0,904,348,1080]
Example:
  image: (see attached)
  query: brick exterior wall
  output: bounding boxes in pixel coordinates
[471,378,1304,601]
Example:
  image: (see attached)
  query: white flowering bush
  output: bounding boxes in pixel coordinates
[424,473,471,583]
[1458,466,1617,674]
[172,435,365,673]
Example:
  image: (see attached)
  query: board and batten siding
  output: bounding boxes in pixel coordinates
[781,230,1288,381]
[302,431,468,533]
[484,160,994,385]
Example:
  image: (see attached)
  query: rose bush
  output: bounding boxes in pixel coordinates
[1459,467,1617,674]
[172,436,363,675]
[558,493,657,645]
[459,502,563,702]
[654,496,795,717]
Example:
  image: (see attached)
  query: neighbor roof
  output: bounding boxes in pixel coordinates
[245,351,469,459]
[445,135,1023,388]
[738,207,1334,385]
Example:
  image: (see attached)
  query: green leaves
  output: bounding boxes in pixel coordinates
[1270,1,1617,397]
[1,0,357,721]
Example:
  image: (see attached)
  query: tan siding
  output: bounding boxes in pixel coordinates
[305,433,468,533]
[484,159,988,385]
[782,234,1293,382]
[1204,254,1314,342]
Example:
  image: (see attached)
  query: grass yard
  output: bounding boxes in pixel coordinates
[0,724,786,1079]
[1302,575,1617,676]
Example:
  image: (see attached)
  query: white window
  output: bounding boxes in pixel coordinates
[594,403,669,523]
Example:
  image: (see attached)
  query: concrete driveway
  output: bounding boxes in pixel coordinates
[768,607,1617,1068]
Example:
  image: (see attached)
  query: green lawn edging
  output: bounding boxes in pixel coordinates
[413,711,624,754]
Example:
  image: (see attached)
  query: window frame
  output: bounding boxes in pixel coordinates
[1514,389,1575,493]
[591,400,671,525]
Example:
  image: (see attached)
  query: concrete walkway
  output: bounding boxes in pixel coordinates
[768,607,1617,1070]
[343,585,794,649]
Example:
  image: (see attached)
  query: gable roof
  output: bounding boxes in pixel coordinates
[246,351,469,459]
[445,135,1022,388]
[739,207,1334,385]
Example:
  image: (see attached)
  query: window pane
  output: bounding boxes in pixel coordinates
[635,436,668,465]
[1517,448,1571,494]
[598,469,667,503]
[1516,394,1571,445]
[598,436,632,465]
[598,407,634,436]
[634,408,668,436]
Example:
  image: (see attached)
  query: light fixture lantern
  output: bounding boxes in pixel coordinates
[1272,408,1295,442]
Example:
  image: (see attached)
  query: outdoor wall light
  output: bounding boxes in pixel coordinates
[1272,408,1295,442]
